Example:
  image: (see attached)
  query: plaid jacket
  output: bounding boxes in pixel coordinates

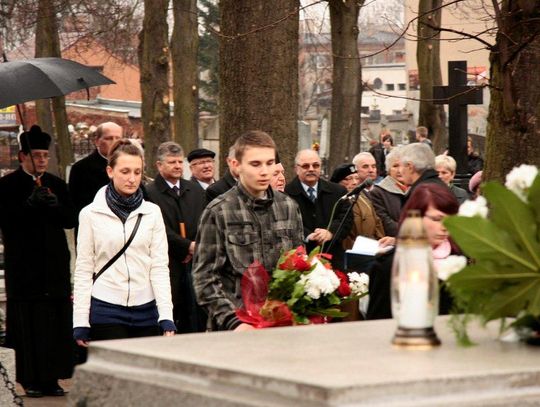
[192,184,304,330]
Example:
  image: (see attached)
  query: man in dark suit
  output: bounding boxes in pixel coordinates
[206,146,238,204]
[284,149,352,268]
[146,142,207,333]
[69,122,123,216]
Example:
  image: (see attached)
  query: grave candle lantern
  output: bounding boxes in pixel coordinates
[391,210,441,347]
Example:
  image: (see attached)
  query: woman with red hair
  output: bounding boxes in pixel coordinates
[366,183,461,320]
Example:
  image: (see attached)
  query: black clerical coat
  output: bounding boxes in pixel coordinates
[0,167,76,384]
[0,168,76,299]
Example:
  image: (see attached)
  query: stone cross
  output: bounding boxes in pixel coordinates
[433,60,483,175]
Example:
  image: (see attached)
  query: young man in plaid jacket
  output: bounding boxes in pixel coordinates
[192,131,304,331]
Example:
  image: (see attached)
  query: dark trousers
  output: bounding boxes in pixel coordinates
[90,324,160,341]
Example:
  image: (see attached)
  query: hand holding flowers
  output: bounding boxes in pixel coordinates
[236,246,369,327]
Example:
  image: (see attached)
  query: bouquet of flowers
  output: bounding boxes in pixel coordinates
[236,246,369,327]
[442,165,540,344]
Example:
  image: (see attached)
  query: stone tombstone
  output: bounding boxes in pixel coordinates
[71,317,540,406]
[0,348,16,406]
[297,120,312,152]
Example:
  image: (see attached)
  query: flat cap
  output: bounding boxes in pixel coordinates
[187,148,216,162]
[330,163,357,183]
[19,125,51,152]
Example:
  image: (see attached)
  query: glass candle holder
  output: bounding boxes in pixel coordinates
[391,210,441,347]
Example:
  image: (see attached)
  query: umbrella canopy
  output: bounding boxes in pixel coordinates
[0,57,115,109]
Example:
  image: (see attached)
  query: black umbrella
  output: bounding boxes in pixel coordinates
[0,57,115,109]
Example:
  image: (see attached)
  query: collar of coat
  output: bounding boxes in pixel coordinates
[376,176,408,195]
[236,182,274,210]
[154,173,195,197]
[286,176,334,197]
[90,185,154,218]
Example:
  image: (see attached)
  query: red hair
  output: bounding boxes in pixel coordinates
[399,183,459,224]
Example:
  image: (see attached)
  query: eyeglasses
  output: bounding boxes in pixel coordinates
[297,163,321,170]
[191,159,214,166]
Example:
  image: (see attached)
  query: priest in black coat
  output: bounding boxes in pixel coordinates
[146,141,207,333]
[0,126,76,397]
[285,149,352,269]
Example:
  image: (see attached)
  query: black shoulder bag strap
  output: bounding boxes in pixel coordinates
[93,213,143,283]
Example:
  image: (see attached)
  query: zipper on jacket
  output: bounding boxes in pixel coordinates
[123,222,131,306]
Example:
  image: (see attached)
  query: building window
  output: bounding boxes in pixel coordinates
[373,78,383,89]
[386,84,395,91]
[398,83,406,91]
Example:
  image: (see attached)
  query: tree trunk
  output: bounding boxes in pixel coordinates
[220,0,298,178]
[328,0,363,174]
[417,0,447,153]
[484,1,540,182]
[35,0,73,179]
[139,0,171,178]
[171,0,198,153]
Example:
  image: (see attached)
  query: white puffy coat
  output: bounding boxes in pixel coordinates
[73,186,173,328]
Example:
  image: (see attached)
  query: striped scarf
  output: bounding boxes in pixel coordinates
[105,182,143,223]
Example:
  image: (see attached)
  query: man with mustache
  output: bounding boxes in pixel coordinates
[284,149,352,269]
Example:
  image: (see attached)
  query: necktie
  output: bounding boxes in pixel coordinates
[307,187,316,203]
[172,185,180,196]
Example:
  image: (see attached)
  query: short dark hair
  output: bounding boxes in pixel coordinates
[382,134,394,145]
[416,126,428,137]
[233,130,276,162]
[108,139,143,168]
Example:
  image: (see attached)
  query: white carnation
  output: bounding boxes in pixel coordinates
[348,272,369,296]
[300,259,340,299]
[436,255,467,281]
[505,164,538,202]
[458,196,489,218]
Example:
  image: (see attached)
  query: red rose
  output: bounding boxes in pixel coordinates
[335,270,351,297]
[293,256,311,271]
[279,246,310,271]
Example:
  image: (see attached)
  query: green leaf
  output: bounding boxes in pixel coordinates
[448,264,540,291]
[444,216,537,271]
[448,314,476,347]
[484,278,540,320]
[528,174,540,230]
[483,182,540,267]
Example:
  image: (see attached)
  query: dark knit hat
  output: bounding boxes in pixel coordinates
[187,148,215,163]
[330,163,357,183]
[19,125,51,153]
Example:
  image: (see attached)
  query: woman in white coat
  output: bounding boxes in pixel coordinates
[73,139,175,347]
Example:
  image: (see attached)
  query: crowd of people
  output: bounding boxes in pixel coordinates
[0,123,483,397]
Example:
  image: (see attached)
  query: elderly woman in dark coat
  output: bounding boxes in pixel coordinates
[435,154,470,204]
[370,147,408,237]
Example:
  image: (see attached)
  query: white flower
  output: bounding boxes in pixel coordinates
[459,196,489,218]
[505,164,538,202]
[348,272,369,296]
[436,255,467,281]
[300,258,340,299]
